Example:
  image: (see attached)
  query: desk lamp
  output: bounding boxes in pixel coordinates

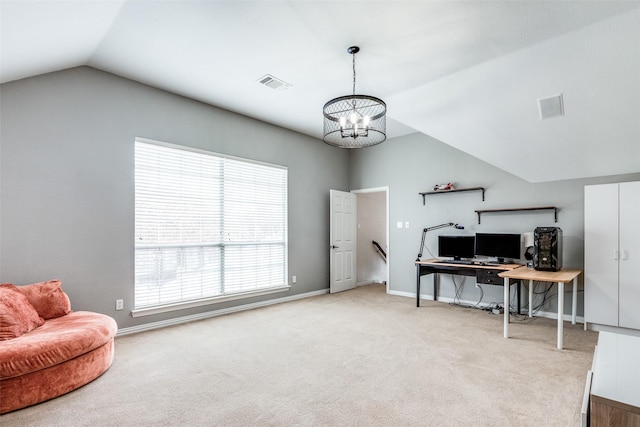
[416,222,464,261]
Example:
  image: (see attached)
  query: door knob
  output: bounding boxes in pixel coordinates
[331,245,339,249]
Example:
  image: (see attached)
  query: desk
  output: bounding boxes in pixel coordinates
[499,266,581,350]
[415,259,523,308]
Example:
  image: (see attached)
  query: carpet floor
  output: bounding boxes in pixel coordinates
[2,283,597,426]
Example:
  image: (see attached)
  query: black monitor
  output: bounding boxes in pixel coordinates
[438,235,476,260]
[474,233,522,263]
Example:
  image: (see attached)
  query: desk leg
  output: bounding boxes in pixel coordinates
[529,279,533,318]
[434,273,438,301]
[416,265,421,308]
[557,281,564,350]
[572,277,577,325]
[503,277,510,339]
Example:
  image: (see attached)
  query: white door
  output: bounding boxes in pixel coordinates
[584,183,619,326]
[330,189,357,293]
[619,181,640,329]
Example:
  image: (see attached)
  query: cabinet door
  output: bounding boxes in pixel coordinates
[584,184,619,326]
[619,181,640,329]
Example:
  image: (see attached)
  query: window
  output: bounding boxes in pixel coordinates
[134,138,288,313]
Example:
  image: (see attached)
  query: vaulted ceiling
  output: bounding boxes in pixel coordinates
[2,1,639,182]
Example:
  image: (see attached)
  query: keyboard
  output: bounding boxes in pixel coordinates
[434,259,502,267]
[436,259,474,265]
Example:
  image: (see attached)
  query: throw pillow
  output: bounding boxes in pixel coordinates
[0,285,45,341]
[15,280,72,320]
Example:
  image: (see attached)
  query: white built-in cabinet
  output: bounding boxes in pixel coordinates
[584,181,640,329]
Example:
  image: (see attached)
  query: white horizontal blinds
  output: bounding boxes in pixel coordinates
[134,139,287,310]
[135,142,224,308]
[223,158,287,293]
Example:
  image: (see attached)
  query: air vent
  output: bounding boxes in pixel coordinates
[257,74,291,91]
[538,94,564,119]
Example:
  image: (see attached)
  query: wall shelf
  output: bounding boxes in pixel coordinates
[474,206,558,224]
[419,187,485,205]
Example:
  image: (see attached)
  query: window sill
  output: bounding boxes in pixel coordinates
[131,285,291,318]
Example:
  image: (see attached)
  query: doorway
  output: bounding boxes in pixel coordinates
[353,187,389,293]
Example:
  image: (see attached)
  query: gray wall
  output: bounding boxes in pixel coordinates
[349,132,640,317]
[0,66,349,329]
[3,66,640,327]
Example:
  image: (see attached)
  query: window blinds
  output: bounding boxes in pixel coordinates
[134,139,287,309]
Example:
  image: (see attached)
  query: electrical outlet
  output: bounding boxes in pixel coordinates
[115,299,124,311]
[292,276,297,284]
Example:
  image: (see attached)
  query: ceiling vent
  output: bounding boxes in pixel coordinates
[538,94,564,119]
[257,74,291,91]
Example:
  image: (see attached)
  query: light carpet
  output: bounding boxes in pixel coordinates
[2,284,597,426]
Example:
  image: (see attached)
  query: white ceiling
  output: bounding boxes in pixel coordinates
[2,1,640,182]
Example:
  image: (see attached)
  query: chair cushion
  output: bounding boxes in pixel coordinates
[0,311,117,379]
[14,280,72,320]
[0,285,45,341]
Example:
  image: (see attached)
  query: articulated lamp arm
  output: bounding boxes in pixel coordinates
[415,222,464,261]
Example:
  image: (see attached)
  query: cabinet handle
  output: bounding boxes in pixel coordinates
[621,250,628,260]
[614,249,620,260]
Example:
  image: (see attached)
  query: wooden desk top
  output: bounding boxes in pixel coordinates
[416,259,523,271]
[498,266,581,282]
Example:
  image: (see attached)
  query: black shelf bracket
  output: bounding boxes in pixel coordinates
[474,206,558,224]
[419,187,485,205]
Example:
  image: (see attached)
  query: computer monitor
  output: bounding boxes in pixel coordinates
[474,233,522,263]
[438,235,476,260]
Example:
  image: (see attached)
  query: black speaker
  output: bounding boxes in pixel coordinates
[534,227,562,271]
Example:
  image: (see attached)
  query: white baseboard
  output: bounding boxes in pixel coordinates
[116,289,329,336]
[390,290,585,324]
[388,290,414,299]
[586,323,640,337]
[356,280,375,287]
[356,280,386,287]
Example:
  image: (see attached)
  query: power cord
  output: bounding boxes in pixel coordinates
[448,276,489,310]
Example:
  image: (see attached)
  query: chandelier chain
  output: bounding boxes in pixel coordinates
[352,51,356,96]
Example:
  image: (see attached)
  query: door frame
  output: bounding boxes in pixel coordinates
[352,186,390,293]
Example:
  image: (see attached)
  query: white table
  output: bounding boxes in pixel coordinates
[499,266,581,350]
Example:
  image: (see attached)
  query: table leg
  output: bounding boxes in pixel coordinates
[503,277,510,338]
[572,277,577,325]
[529,279,533,318]
[434,273,438,301]
[557,281,564,350]
[416,265,421,307]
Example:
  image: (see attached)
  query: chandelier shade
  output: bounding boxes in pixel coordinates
[322,46,387,148]
[323,95,386,148]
